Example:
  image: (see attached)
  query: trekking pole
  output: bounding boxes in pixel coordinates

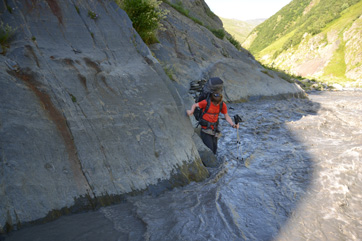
[234,115,243,161]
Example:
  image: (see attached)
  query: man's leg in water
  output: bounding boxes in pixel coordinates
[201,131,217,154]
[213,136,218,154]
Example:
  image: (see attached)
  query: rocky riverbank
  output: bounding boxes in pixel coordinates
[3,90,362,241]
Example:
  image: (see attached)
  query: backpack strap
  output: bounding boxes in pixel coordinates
[198,98,224,129]
[199,93,211,121]
[219,101,223,113]
[205,98,223,114]
[201,97,224,119]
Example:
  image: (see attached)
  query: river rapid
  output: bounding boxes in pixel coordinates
[3,90,362,241]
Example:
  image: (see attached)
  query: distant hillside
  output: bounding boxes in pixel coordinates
[245,19,265,26]
[220,17,261,44]
[244,0,362,87]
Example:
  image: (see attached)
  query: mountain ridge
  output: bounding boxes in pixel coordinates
[220,17,262,43]
[244,0,362,86]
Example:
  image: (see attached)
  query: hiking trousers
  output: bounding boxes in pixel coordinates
[201,131,218,154]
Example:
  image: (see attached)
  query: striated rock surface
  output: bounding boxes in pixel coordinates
[152,1,305,106]
[165,0,223,30]
[0,0,208,232]
[0,0,305,233]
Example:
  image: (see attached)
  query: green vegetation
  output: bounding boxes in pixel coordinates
[162,0,227,40]
[163,66,175,81]
[226,35,242,50]
[69,94,77,103]
[256,28,297,60]
[322,39,351,83]
[166,1,189,16]
[263,64,333,91]
[261,69,275,78]
[74,5,80,14]
[162,0,203,25]
[221,17,257,43]
[205,7,217,19]
[247,0,310,54]
[88,10,99,20]
[4,1,14,13]
[116,0,167,45]
[7,6,14,13]
[0,21,16,54]
[248,0,360,54]
[244,0,362,85]
[209,28,225,39]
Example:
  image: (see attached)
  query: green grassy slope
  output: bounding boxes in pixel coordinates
[245,0,362,85]
[220,17,259,43]
[248,0,360,54]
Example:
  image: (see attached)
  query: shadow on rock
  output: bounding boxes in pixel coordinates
[4,96,324,241]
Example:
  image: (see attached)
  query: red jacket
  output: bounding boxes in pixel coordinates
[198,99,227,129]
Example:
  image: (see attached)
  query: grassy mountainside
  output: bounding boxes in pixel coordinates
[220,17,260,43]
[244,0,362,87]
[245,19,265,26]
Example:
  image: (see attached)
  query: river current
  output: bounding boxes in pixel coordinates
[3,91,362,241]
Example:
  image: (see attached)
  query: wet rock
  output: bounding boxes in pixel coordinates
[0,0,208,231]
[4,91,362,241]
[0,0,308,233]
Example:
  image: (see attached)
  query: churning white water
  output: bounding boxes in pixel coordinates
[4,90,362,241]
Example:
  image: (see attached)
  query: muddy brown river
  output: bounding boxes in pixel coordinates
[3,90,362,241]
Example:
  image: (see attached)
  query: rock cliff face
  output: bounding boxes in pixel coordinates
[0,0,304,233]
[153,1,304,107]
[0,0,208,232]
[165,0,223,30]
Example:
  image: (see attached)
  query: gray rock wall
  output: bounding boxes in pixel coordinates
[165,0,223,30]
[0,0,208,232]
[152,3,306,105]
[0,0,306,233]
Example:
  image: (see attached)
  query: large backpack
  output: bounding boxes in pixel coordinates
[194,77,224,123]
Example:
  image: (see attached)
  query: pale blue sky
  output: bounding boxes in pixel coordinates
[204,0,292,21]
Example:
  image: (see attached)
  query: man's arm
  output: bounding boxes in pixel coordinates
[186,103,199,116]
[224,113,239,129]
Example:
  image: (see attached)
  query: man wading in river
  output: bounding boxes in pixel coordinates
[187,88,239,154]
